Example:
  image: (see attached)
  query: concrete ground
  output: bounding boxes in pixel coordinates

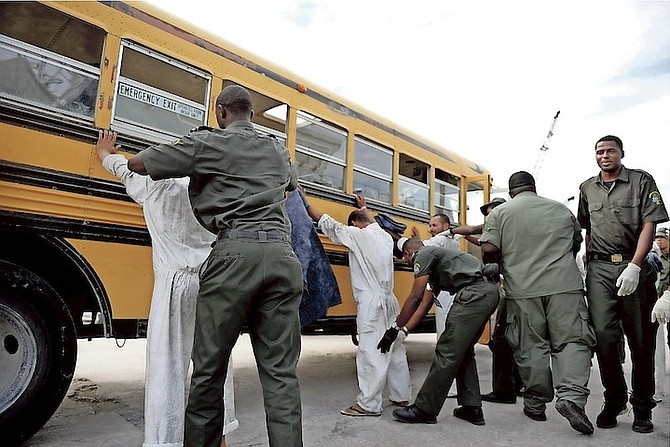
[23,333,669,447]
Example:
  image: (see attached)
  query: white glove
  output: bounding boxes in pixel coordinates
[615,262,641,296]
[652,290,670,324]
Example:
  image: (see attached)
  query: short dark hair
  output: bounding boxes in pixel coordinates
[347,209,371,226]
[216,85,252,115]
[432,213,451,226]
[595,135,623,151]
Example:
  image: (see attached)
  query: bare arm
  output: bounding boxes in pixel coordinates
[481,241,501,265]
[632,222,656,266]
[402,288,435,332]
[128,154,148,175]
[394,275,430,328]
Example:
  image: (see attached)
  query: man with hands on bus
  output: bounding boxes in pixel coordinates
[303,193,412,417]
[125,84,304,447]
[379,238,499,426]
[95,129,238,447]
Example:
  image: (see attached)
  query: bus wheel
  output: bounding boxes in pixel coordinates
[0,261,77,445]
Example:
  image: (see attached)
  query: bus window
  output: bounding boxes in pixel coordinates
[353,137,392,203]
[0,2,103,120]
[295,111,347,190]
[435,169,460,223]
[398,153,429,212]
[113,41,211,142]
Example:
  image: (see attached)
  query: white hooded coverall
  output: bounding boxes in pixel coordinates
[318,215,411,413]
[103,155,238,447]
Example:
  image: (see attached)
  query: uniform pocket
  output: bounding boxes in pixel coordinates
[614,198,640,225]
[588,201,605,227]
[578,310,597,349]
[504,313,520,351]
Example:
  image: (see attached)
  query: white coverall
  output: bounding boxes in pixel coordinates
[102,155,238,447]
[318,215,411,413]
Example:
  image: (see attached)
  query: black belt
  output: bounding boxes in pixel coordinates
[217,229,288,242]
[587,252,633,264]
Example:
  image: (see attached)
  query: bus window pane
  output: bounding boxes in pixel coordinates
[466,180,485,226]
[0,3,104,66]
[115,44,209,138]
[354,138,392,178]
[353,171,391,203]
[120,47,206,103]
[296,151,344,190]
[296,113,346,162]
[435,179,460,223]
[399,177,429,211]
[0,43,97,119]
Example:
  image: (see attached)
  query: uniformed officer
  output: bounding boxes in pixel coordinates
[380,238,499,426]
[127,85,304,447]
[577,135,669,434]
[480,171,596,435]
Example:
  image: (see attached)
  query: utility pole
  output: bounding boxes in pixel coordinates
[532,110,560,179]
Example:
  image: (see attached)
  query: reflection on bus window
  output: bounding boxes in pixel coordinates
[0,44,97,119]
[113,42,210,140]
[399,177,429,211]
[435,169,460,223]
[295,111,346,190]
[353,137,392,203]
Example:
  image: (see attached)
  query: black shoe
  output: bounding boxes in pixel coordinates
[481,391,517,404]
[555,400,594,435]
[632,409,653,433]
[453,406,485,425]
[523,408,547,421]
[596,403,626,429]
[393,404,437,424]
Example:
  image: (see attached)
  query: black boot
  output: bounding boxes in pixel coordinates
[392,404,437,424]
[632,408,653,433]
[453,406,485,425]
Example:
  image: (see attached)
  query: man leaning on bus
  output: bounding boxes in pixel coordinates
[127,84,304,447]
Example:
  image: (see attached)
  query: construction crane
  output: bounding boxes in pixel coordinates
[532,110,560,179]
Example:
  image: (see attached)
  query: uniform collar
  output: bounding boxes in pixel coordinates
[596,165,629,184]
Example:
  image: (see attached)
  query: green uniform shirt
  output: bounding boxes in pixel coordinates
[139,121,298,235]
[412,245,483,295]
[578,166,668,255]
[479,191,584,299]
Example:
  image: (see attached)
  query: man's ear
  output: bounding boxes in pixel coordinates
[621,149,625,158]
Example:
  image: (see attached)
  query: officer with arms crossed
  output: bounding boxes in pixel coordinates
[578,135,668,433]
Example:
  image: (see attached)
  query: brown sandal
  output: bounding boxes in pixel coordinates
[340,404,382,417]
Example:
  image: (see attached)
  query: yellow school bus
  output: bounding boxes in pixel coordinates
[0,1,491,442]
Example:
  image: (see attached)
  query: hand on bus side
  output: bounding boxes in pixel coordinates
[96,129,122,161]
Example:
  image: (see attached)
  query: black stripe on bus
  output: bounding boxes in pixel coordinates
[0,210,151,246]
[101,1,489,171]
[0,160,133,203]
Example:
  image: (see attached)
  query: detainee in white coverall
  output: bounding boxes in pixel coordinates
[96,130,237,447]
[305,194,411,416]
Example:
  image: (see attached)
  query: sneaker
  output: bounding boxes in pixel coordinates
[596,403,627,429]
[453,406,485,426]
[632,408,653,433]
[523,408,547,421]
[481,391,517,404]
[555,400,594,435]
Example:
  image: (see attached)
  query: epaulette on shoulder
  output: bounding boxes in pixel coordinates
[190,125,214,133]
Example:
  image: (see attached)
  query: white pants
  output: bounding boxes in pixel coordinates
[655,323,667,399]
[355,292,411,413]
[143,269,238,447]
[435,291,457,396]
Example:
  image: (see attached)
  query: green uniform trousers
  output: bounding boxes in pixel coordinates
[414,280,499,416]
[585,260,658,411]
[184,238,304,447]
[505,291,596,413]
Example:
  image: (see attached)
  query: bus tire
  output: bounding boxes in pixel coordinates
[0,261,77,446]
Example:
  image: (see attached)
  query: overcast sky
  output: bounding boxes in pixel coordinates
[147,0,669,221]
